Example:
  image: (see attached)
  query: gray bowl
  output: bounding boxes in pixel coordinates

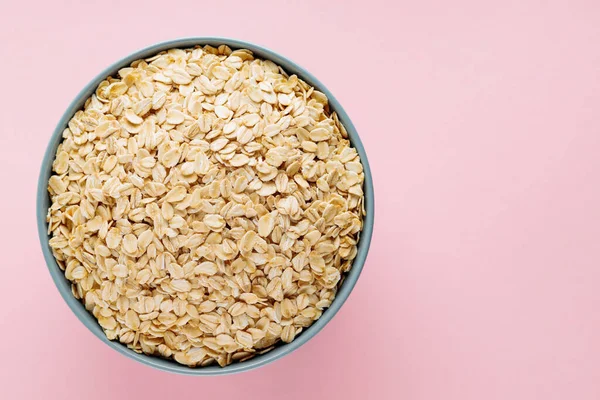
[36,37,374,375]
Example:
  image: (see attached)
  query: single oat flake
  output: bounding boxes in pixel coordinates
[47,45,365,368]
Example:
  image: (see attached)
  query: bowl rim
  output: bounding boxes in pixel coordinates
[36,36,374,376]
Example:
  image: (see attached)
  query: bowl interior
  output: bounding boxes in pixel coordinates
[37,37,374,375]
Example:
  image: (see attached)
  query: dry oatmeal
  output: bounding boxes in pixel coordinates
[47,45,365,367]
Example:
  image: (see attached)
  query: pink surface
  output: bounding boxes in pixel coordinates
[1,0,600,399]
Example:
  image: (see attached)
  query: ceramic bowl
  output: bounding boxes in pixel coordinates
[36,37,374,375]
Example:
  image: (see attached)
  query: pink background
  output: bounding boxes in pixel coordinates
[1,0,600,399]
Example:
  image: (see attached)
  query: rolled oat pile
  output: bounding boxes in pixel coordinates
[47,45,365,367]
